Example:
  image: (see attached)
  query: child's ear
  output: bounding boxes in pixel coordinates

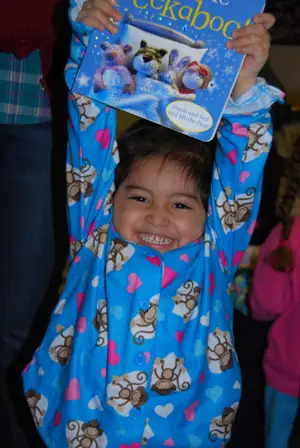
[158,49,168,59]
[140,40,147,48]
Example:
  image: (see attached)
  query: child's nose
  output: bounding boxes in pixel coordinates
[145,206,169,227]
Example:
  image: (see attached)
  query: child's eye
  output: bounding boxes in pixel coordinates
[173,203,191,210]
[129,196,147,203]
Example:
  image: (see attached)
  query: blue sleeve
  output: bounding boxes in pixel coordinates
[206,78,284,276]
[65,0,117,259]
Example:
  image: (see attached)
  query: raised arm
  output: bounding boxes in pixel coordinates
[205,14,284,275]
[206,80,283,275]
[65,0,118,258]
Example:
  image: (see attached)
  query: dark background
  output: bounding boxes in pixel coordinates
[266,0,300,44]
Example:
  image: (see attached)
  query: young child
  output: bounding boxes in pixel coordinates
[251,138,300,448]
[22,1,283,446]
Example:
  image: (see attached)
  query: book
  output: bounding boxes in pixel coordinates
[73,0,266,142]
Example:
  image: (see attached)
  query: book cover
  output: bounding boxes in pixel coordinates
[73,0,266,141]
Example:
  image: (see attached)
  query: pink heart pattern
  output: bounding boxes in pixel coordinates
[96,198,103,211]
[87,220,96,237]
[232,250,245,267]
[240,170,250,183]
[127,273,142,293]
[232,122,249,137]
[54,410,61,427]
[146,255,161,266]
[179,254,189,263]
[219,250,228,269]
[248,220,257,235]
[80,216,85,229]
[77,293,85,312]
[108,340,120,366]
[164,438,175,447]
[208,272,215,296]
[175,331,184,343]
[77,317,86,334]
[96,128,111,150]
[65,378,80,401]
[227,149,237,165]
[120,444,140,448]
[184,400,199,422]
[162,266,178,288]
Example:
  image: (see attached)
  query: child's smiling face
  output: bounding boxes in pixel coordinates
[113,156,207,253]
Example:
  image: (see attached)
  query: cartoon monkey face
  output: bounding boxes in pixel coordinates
[140,304,157,325]
[25,389,48,427]
[207,329,234,374]
[26,389,41,409]
[151,356,190,396]
[66,419,106,448]
[209,404,238,443]
[82,420,103,440]
[66,160,96,205]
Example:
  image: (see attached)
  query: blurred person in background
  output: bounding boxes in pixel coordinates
[251,138,300,448]
[0,1,69,445]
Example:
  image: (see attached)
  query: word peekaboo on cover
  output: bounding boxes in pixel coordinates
[74,0,265,141]
[130,0,252,37]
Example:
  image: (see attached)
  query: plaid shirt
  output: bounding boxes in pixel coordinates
[0,50,51,125]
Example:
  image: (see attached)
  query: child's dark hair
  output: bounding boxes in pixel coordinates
[265,138,300,272]
[115,120,215,210]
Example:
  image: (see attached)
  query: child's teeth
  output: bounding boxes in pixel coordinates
[140,233,172,245]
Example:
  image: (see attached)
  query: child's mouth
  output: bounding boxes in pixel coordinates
[139,233,173,248]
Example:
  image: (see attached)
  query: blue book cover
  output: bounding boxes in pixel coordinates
[73,0,266,141]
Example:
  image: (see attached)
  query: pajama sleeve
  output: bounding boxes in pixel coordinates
[65,0,117,258]
[206,78,284,276]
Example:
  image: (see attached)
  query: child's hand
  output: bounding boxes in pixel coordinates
[229,13,275,99]
[77,0,122,34]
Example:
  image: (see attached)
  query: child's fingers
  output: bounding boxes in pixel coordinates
[253,12,276,30]
[78,9,119,33]
[228,34,270,51]
[233,43,269,62]
[78,15,105,31]
[232,24,271,42]
[92,0,122,21]
[81,0,120,19]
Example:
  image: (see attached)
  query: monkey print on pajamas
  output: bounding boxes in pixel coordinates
[172,280,200,323]
[207,329,235,374]
[106,238,135,272]
[107,371,148,417]
[86,224,109,259]
[25,390,48,427]
[66,419,108,448]
[150,353,191,395]
[22,4,284,446]
[66,160,97,206]
[48,326,74,365]
[131,294,158,345]
[93,299,108,347]
[209,403,239,443]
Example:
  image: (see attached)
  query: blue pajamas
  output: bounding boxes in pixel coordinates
[22,1,283,446]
